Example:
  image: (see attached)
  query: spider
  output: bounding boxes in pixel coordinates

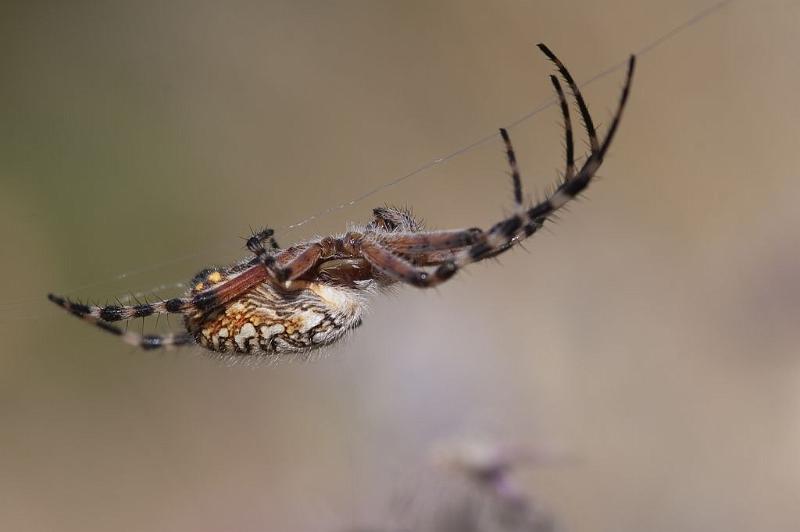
[48,45,635,357]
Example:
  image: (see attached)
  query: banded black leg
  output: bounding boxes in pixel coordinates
[81,314,193,350]
[472,127,534,260]
[500,128,524,208]
[473,47,635,263]
[47,293,196,350]
[476,76,578,261]
[537,43,599,153]
[47,293,190,322]
[98,321,194,350]
[404,46,636,279]
[451,129,532,263]
[550,74,576,182]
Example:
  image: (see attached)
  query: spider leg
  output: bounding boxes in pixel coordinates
[379,228,483,254]
[89,316,194,350]
[247,228,338,287]
[359,240,457,287]
[383,118,534,265]
[550,73,576,182]
[271,237,344,282]
[537,43,599,153]
[47,294,194,349]
[367,46,635,288]
[246,227,283,274]
[380,130,530,271]
[246,227,280,254]
[397,249,458,266]
[460,48,635,264]
[468,100,569,263]
[500,128,524,207]
[366,128,522,264]
[95,321,194,350]
[274,231,474,285]
[274,228,475,283]
[47,293,189,322]
[276,243,325,281]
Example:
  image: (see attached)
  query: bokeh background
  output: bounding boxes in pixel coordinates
[2,1,799,531]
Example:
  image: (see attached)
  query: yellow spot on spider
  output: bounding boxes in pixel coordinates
[207,271,223,283]
[195,283,205,291]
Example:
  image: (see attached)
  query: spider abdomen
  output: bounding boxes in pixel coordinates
[186,280,365,355]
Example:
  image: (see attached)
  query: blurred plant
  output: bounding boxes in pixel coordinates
[341,439,555,532]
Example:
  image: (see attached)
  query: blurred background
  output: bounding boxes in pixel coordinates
[2,1,799,531]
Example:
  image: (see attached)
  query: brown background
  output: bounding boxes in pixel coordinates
[1,1,799,531]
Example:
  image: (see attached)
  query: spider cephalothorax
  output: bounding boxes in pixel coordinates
[48,45,635,358]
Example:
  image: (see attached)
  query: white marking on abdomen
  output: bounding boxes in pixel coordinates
[234,322,257,349]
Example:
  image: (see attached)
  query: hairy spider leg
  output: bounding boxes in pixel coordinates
[350,132,525,267]
[457,49,635,270]
[349,115,539,268]
[500,127,524,207]
[47,294,194,349]
[47,293,190,322]
[454,50,634,269]
[476,73,577,261]
[539,43,599,153]
[353,47,635,287]
[551,73,576,183]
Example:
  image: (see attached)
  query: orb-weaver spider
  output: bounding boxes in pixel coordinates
[49,44,635,357]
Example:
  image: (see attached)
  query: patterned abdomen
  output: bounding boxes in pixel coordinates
[186,280,365,355]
